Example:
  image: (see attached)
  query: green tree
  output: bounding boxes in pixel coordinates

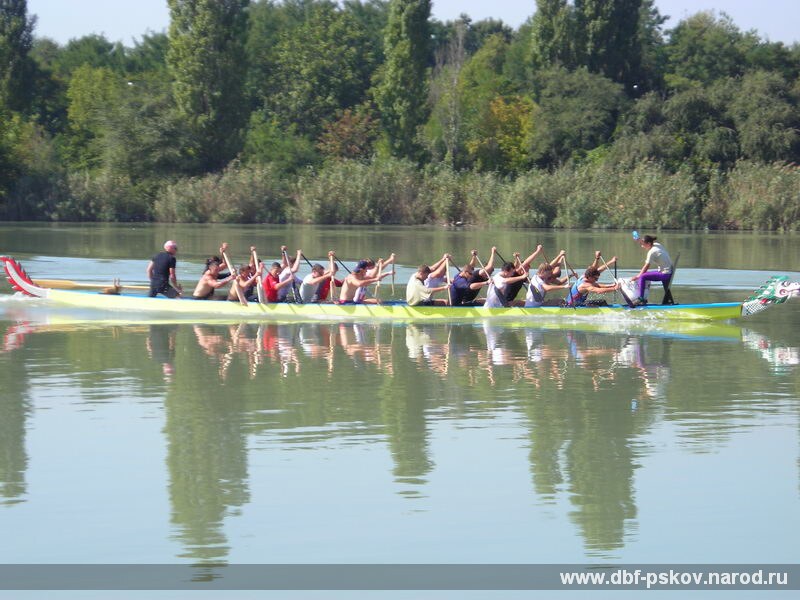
[635,0,667,92]
[529,0,576,71]
[343,0,390,61]
[267,2,377,139]
[374,0,431,160]
[0,104,19,202]
[503,19,534,91]
[243,111,318,173]
[458,33,533,173]
[167,0,249,171]
[101,73,199,182]
[62,64,120,171]
[530,67,626,166]
[51,34,127,79]
[423,18,468,167]
[126,32,169,73]
[467,95,537,174]
[579,0,643,90]
[664,11,747,89]
[245,0,295,110]
[430,14,512,60]
[27,38,68,135]
[0,0,35,112]
[727,71,800,164]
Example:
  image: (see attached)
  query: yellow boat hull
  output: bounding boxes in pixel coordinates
[40,288,743,323]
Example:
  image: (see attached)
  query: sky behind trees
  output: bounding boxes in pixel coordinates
[26,0,800,45]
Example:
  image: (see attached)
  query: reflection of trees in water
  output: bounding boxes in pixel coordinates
[163,325,250,565]
[381,326,436,491]
[510,329,655,555]
[0,327,31,505]
[4,317,794,561]
[661,332,792,449]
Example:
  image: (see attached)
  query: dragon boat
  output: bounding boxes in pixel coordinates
[3,255,799,324]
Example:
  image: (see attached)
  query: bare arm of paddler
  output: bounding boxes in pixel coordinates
[550,250,567,269]
[339,270,395,302]
[193,262,234,299]
[229,264,262,297]
[517,245,544,273]
[545,250,569,285]
[364,253,395,278]
[427,253,452,282]
[289,249,303,273]
[578,266,619,295]
[596,252,617,274]
[479,247,497,276]
[216,243,231,278]
[280,245,290,269]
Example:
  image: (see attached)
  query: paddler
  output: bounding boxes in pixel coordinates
[564,251,619,307]
[146,240,182,298]
[406,264,451,306]
[524,252,570,307]
[340,260,393,303]
[631,234,673,305]
[450,248,497,306]
[227,262,263,303]
[193,259,235,299]
[503,245,545,304]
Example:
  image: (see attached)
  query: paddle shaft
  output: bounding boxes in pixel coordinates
[335,257,352,274]
[252,249,265,303]
[32,278,148,292]
[222,251,248,305]
[329,253,337,303]
[283,249,302,303]
[374,259,383,303]
[445,257,452,306]
[599,255,633,307]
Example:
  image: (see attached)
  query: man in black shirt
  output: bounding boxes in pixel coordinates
[146,240,182,298]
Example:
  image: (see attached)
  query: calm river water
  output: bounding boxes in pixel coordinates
[1,224,799,596]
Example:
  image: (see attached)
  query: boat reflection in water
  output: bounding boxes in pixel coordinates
[0,316,798,563]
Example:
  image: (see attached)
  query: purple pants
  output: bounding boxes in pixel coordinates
[638,270,671,299]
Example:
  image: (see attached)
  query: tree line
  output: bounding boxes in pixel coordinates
[1,0,799,230]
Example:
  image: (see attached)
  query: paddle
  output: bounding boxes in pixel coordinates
[598,255,634,308]
[251,246,265,303]
[444,256,452,306]
[328,251,337,303]
[221,246,247,306]
[563,256,579,281]
[335,257,352,275]
[282,247,302,303]
[32,278,123,294]
[300,253,314,270]
[374,258,383,304]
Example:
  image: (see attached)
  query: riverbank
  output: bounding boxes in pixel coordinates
[3,159,799,232]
